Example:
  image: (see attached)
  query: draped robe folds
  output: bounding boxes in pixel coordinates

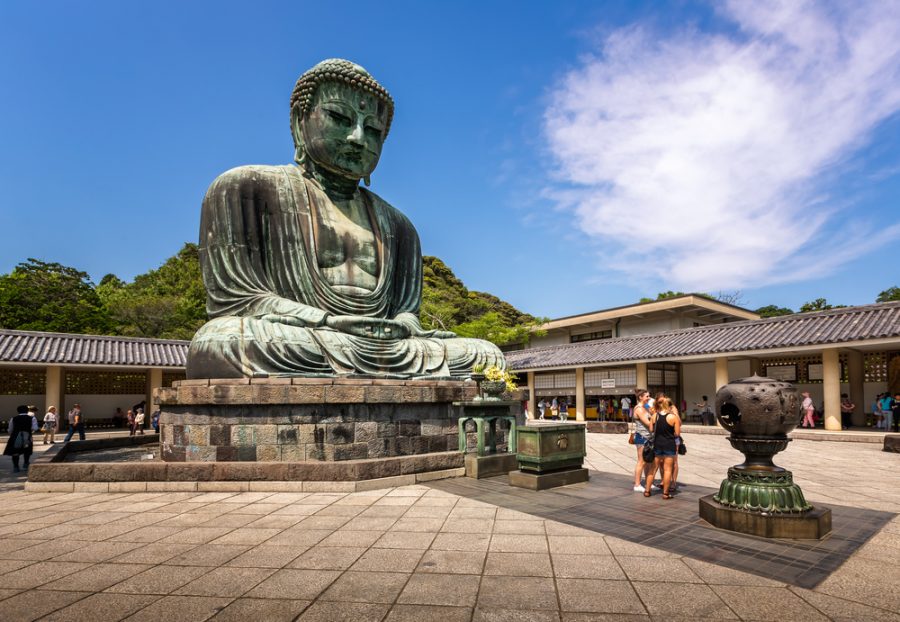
[186,164,505,379]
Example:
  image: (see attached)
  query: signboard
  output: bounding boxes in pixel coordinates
[600,378,616,389]
[765,365,797,382]
[807,363,823,381]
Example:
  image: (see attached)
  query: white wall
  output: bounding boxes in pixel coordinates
[619,317,679,337]
[681,362,715,416]
[728,360,751,380]
[0,395,45,424]
[530,332,571,348]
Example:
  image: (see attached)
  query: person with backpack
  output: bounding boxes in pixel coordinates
[4,405,37,472]
[559,399,569,421]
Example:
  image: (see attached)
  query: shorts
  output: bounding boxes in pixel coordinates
[634,433,647,446]
[655,448,676,457]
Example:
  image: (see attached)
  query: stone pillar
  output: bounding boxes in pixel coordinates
[635,363,648,391]
[822,348,841,431]
[527,372,536,420]
[846,350,865,427]
[45,365,64,420]
[146,368,163,415]
[575,367,585,422]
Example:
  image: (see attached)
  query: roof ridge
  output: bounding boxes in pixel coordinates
[0,328,191,346]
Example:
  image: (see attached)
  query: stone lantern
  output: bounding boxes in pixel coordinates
[698,375,832,539]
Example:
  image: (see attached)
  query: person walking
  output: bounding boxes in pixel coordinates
[537,398,546,420]
[127,409,136,436]
[63,404,86,442]
[550,397,559,420]
[881,393,895,433]
[840,394,855,430]
[42,406,58,444]
[4,405,37,472]
[697,395,713,426]
[621,395,631,420]
[644,395,681,499]
[134,409,146,435]
[631,389,654,492]
[559,399,569,422]
[800,392,816,428]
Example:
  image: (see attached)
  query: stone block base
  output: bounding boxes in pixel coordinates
[156,378,477,462]
[699,494,832,539]
[508,467,589,490]
[464,453,518,479]
[586,421,628,434]
[884,434,900,453]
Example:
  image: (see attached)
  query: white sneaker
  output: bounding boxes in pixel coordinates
[633,485,645,492]
[651,484,661,490]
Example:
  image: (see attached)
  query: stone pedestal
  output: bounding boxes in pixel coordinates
[884,434,900,453]
[464,453,518,479]
[156,378,476,463]
[509,468,589,490]
[699,495,832,539]
[585,421,628,434]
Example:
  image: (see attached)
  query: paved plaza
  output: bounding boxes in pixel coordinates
[0,433,898,621]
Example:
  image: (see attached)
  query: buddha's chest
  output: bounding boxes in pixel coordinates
[313,198,379,291]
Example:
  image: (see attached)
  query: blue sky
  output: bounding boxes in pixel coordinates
[1,0,898,320]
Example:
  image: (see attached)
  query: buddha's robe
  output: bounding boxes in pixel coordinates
[186,164,505,379]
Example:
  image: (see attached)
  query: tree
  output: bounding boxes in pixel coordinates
[104,243,207,339]
[876,287,900,302]
[799,298,846,313]
[0,259,110,333]
[639,291,687,303]
[755,305,794,318]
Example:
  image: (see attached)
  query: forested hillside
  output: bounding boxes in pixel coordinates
[0,247,543,346]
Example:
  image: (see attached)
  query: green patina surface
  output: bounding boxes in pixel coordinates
[516,424,586,474]
[186,59,504,380]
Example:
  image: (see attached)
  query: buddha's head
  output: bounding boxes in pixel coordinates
[290,59,394,184]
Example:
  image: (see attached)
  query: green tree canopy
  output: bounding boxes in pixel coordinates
[755,304,794,318]
[0,259,110,333]
[799,298,846,313]
[103,243,207,339]
[876,286,900,302]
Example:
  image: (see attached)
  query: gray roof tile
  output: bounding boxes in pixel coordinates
[507,302,900,370]
[0,330,189,367]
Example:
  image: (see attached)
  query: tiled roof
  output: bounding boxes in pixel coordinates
[507,302,900,371]
[0,329,189,368]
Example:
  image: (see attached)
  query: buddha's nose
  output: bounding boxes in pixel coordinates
[347,121,365,146]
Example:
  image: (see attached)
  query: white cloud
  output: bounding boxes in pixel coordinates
[544,0,900,290]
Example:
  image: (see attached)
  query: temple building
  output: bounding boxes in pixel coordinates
[506,298,900,431]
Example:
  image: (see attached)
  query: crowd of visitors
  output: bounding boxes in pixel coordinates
[629,389,685,499]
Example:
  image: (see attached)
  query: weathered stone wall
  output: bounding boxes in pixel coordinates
[156,378,488,463]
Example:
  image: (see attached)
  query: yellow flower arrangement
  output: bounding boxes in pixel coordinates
[477,364,518,393]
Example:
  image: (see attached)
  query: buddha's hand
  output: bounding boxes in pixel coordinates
[408,326,457,339]
[325,315,411,340]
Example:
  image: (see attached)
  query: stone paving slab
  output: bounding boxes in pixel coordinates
[0,434,898,620]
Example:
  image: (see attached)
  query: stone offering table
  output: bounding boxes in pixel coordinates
[456,400,520,478]
[509,423,589,490]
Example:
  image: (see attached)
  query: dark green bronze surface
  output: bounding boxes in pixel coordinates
[186,59,504,379]
[713,466,812,514]
[516,424,586,474]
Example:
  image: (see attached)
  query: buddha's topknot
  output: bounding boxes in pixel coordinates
[290,59,394,137]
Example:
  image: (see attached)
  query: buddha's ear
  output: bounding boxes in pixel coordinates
[290,104,306,165]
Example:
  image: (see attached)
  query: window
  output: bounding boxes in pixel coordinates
[571,330,613,343]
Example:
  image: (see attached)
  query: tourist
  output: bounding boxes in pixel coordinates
[4,405,37,472]
[656,392,681,490]
[645,395,680,499]
[134,409,146,435]
[127,409,136,436]
[151,409,161,433]
[63,404,86,442]
[621,395,631,419]
[840,394,855,430]
[697,395,713,425]
[537,398,547,420]
[800,392,816,428]
[881,393,895,433]
[559,399,569,421]
[891,391,900,432]
[42,406,58,444]
[631,389,654,492]
[551,397,559,420]
[872,394,882,428]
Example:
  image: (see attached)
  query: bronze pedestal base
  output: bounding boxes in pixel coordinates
[699,494,832,539]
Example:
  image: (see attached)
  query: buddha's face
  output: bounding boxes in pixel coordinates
[299,81,388,180]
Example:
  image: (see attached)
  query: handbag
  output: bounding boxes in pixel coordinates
[678,438,686,455]
[628,432,635,445]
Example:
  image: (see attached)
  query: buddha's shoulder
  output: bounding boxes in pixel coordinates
[361,188,415,229]
[207,164,297,190]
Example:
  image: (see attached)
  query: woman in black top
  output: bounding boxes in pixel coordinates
[645,396,681,499]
